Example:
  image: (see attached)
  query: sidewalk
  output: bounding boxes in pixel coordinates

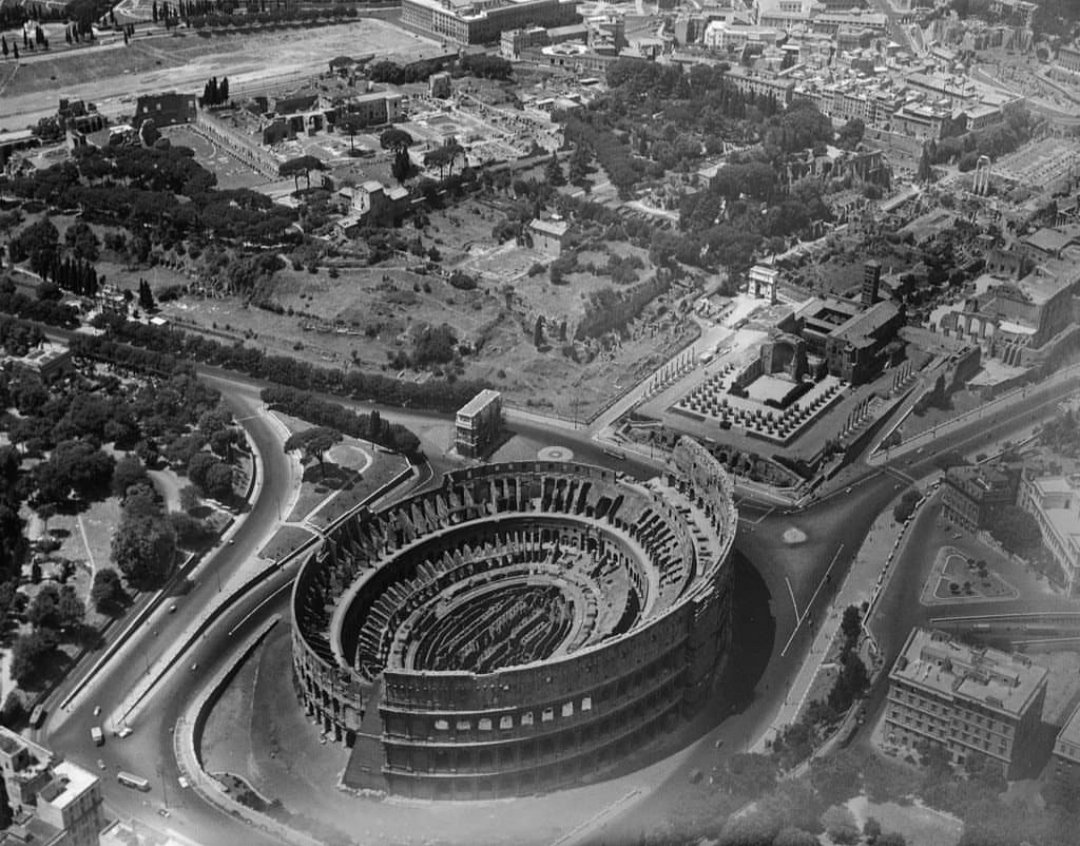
[751,494,911,753]
[869,361,1080,466]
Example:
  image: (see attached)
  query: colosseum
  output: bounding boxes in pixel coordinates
[291,437,738,800]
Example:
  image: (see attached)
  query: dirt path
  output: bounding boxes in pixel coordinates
[148,468,183,513]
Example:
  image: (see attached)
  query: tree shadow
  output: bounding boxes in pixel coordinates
[17,647,74,694]
[301,461,355,489]
[75,624,105,651]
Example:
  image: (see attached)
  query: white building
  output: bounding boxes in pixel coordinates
[1018,474,1080,594]
[0,727,104,846]
[455,389,502,458]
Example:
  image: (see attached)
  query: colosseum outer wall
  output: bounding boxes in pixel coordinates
[292,442,737,799]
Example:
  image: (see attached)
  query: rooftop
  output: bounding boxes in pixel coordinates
[891,628,1047,719]
[530,218,570,237]
[44,761,98,811]
[1056,703,1080,762]
[458,389,501,417]
[831,300,900,344]
[1023,227,1077,256]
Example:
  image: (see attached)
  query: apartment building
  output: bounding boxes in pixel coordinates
[885,629,1047,775]
[941,463,1019,532]
[1050,703,1080,797]
[1017,473,1080,594]
[0,727,104,846]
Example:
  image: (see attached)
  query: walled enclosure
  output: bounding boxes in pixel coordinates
[291,437,738,799]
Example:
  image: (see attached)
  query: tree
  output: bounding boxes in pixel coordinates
[203,462,234,501]
[111,512,177,588]
[837,117,865,150]
[209,427,237,461]
[989,505,1041,554]
[338,112,366,155]
[169,511,213,548]
[56,585,84,631]
[568,144,590,189]
[112,454,149,499]
[840,604,862,646]
[64,220,100,261]
[424,145,455,179]
[893,488,921,523]
[713,753,777,797]
[138,279,155,312]
[11,631,51,685]
[186,450,219,492]
[90,568,126,614]
[828,651,869,713]
[391,147,412,184]
[379,128,414,152]
[278,155,325,192]
[11,217,59,273]
[774,828,819,846]
[28,584,61,630]
[34,440,116,506]
[810,753,861,807]
[179,484,200,513]
[822,806,860,845]
[35,503,56,536]
[138,119,161,148]
[284,427,342,479]
[917,144,936,184]
[545,151,566,187]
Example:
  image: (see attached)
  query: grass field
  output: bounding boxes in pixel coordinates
[1,19,438,131]
[5,21,432,100]
[257,524,315,562]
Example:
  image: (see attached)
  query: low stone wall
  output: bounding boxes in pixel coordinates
[175,615,322,846]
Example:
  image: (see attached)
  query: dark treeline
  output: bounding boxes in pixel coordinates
[68,332,180,377]
[261,386,421,457]
[1,146,298,250]
[0,282,80,329]
[201,75,230,107]
[185,3,362,28]
[367,57,451,85]
[550,59,836,284]
[38,256,101,297]
[89,312,491,413]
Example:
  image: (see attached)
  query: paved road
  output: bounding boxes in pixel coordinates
[865,0,915,51]
[40,376,297,845]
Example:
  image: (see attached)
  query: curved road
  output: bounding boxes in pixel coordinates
[41,374,298,846]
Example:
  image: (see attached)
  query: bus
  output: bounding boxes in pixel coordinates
[28,705,46,729]
[117,772,150,792]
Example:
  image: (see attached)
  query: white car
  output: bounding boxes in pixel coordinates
[178,776,190,789]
